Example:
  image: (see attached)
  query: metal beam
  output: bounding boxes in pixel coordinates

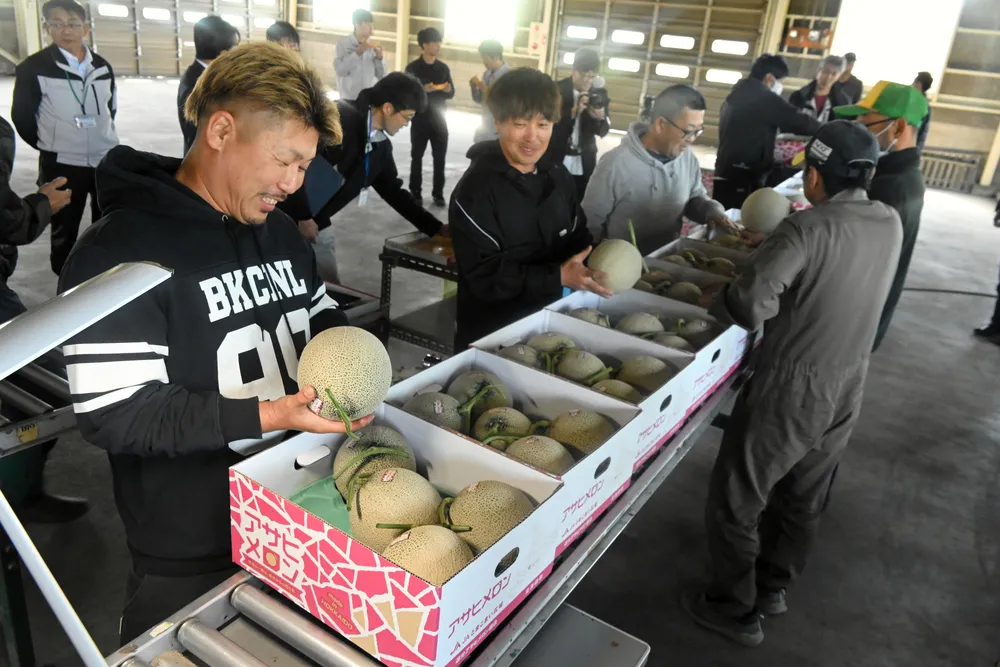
[536,0,555,74]
[981,119,1000,187]
[760,0,791,56]
[394,0,410,74]
[12,0,41,59]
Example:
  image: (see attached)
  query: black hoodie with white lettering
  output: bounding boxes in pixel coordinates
[58,146,345,578]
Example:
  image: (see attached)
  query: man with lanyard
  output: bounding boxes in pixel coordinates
[833,81,929,350]
[279,73,444,283]
[12,0,118,276]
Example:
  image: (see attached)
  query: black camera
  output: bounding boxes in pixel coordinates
[587,87,609,110]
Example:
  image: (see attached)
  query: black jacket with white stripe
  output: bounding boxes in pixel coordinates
[449,140,592,349]
[58,146,344,577]
[12,43,118,168]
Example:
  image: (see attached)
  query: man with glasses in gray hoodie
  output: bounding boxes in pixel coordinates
[582,84,734,255]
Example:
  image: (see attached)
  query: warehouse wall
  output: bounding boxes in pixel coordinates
[0,0,19,74]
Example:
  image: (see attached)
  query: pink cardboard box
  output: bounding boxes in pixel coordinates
[230,403,562,667]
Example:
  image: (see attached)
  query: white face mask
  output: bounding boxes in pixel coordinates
[769,77,783,96]
[874,123,897,156]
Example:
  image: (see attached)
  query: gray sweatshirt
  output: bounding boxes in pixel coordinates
[582,121,725,255]
[335,33,386,102]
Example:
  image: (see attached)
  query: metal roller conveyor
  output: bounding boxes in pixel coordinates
[229,584,382,667]
[0,380,54,415]
[177,620,269,667]
[13,363,72,403]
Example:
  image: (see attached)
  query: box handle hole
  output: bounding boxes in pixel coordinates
[594,457,611,479]
[660,395,673,412]
[711,349,721,362]
[495,547,519,577]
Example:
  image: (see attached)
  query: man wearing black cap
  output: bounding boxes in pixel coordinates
[684,120,902,647]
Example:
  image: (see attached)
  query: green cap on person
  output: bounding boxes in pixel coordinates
[833,80,929,126]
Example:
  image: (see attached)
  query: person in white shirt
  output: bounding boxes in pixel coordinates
[12,0,118,275]
[334,9,385,102]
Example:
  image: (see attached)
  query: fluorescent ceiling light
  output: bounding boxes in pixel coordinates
[608,57,641,73]
[660,34,695,50]
[611,29,644,45]
[567,25,598,40]
[142,7,170,20]
[97,3,128,18]
[182,11,206,23]
[655,63,690,78]
[705,68,742,84]
[445,0,517,47]
[563,52,575,65]
[711,39,749,55]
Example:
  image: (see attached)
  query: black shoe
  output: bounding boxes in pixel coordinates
[409,191,423,206]
[17,492,89,523]
[680,585,763,647]
[756,588,787,616]
[432,195,446,208]
[973,324,1000,344]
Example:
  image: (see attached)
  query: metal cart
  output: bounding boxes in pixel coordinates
[102,371,741,667]
[378,232,458,356]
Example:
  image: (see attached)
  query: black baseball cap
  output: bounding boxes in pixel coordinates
[793,119,879,179]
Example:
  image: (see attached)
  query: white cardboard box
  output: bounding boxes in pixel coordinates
[548,290,750,464]
[471,309,696,473]
[230,403,562,667]
[386,348,641,557]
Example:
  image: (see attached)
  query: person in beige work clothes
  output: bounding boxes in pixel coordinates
[335,8,385,102]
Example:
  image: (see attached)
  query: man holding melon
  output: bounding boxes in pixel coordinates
[57,43,373,643]
[449,67,612,350]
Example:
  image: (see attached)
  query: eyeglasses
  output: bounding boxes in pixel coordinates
[48,22,85,30]
[665,116,704,141]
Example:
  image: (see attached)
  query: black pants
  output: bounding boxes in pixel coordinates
[409,116,448,199]
[38,156,101,275]
[990,263,1000,328]
[119,564,238,644]
[712,168,766,211]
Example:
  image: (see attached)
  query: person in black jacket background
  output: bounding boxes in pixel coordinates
[0,116,82,523]
[543,48,610,201]
[12,0,117,276]
[913,71,933,151]
[279,73,444,283]
[58,43,371,644]
[789,55,849,123]
[450,67,611,350]
[265,20,300,51]
[405,27,454,207]
[178,16,239,155]
[714,54,821,209]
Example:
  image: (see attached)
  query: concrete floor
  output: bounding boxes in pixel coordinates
[2,77,999,666]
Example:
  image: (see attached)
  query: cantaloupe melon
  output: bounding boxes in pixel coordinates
[446,371,513,429]
[706,257,736,277]
[382,525,473,586]
[402,392,463,432]
[505,436,575,475]
[615,312,664,336]
[473,407,532,449]
[556,350,611,386]
[349,468,440,552]
[678,318,713,339]
[332,425,416,499]
[633,280,655,293]
[446,480,534,553]
[661,281,702,305]
[547,409,615,457]
[592,378,642,403]
[682,249,709,267]
[651,333,696,352]
[712,234,748,250]
[618,356,679,393]
[663,254,690,267]
[568,308,610,328]
[297,327,392,428]
[741,187,790,233]
[587,239,643,293]
[526,332,576,355]
[641,270,672,286]
[497,344,540,368]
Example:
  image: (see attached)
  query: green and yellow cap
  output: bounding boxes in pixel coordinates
[833,80,929,126]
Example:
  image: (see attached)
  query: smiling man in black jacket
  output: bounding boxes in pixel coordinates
[58,43,372,644]
[279,72,444,283]
[450,67,611,349]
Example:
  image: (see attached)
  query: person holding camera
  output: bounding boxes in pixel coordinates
[544,48,610,201]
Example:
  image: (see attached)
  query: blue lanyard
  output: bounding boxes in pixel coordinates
[364,110,373,186]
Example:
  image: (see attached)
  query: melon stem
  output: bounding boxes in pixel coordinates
[345,472,373,512]
[457,383,506,434]
[530,420,550,435]
[584,367,613,386]
[482,434,523,448]
[324,388,361,441]
[438,497,454,526]
[333,447,410,482]
[375,523,413,530]
[627,219,650,273]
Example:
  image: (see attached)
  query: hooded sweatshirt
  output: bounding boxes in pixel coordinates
[58,146,344,577]
[582,121,726,256]
[449,141,591,349]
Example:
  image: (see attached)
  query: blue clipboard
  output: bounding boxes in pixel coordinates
[303,156,345,218]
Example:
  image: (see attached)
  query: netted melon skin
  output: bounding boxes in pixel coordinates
[383,525,473,586]
[592,379,641,403]
[548,410,615,457]
[403,392,464,432]
[349,468,440,552]
[506,436,575,475]
[526,332,577,355]
[568,308,610,328]
[446,371,513,419]
[298,327,392,421]
[618,356,679,393]
[498,344,540,368]
[449,480,534,554]
[473,407,532,445]
[556,350,606,384]
[587,239,643,292]
[332,426,416,498]
[616,313,664,336]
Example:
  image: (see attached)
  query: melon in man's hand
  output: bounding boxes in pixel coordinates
[587,239,643,293]
[297,326,392,423]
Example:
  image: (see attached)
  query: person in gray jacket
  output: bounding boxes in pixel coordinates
[582,84,732,255]
[470,40,510,143]
[683,121,902,647]
[335,8,385,102]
